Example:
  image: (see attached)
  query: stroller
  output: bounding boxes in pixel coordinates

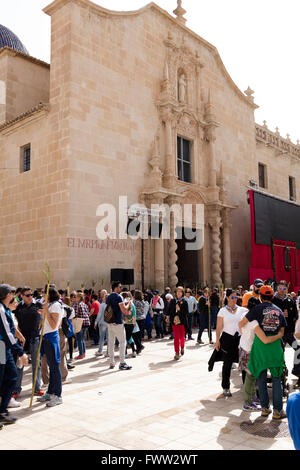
[266,364,290,399]
[266,335,297,400]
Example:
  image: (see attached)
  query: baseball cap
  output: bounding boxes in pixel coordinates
[260,285,274,297]
[254,279,264,288]
[0,284,16,301]
[153,290,159,295]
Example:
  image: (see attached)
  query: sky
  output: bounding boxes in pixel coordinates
[2,0,300,142]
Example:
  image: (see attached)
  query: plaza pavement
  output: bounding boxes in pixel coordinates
[0,330,296,451]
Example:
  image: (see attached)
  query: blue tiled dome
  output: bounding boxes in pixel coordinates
[0,25,28,55]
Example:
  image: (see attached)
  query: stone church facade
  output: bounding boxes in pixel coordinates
[0,0,299,291]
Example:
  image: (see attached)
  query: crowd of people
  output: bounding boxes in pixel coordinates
[0,278,300,445]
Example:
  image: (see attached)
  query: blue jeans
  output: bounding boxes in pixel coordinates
[76,327,87,356]
[15,365,23,395]
[30,337,42,392]
[43,338,62,398]
[210,306,219,329]
[98,323,108,353]
[14,336,42,394]
[153,313,164,337]
[0,349,18,413]
[187,312,194,337]
[197,312,212,341]
[257,369,283,411]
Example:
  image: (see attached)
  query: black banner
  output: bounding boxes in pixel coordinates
[253,191,300,248]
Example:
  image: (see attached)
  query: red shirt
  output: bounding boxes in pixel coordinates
[90,301,100,316]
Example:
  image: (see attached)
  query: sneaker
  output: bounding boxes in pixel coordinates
[242,401,261,412]
[188,336,194,341]
[46,396,63,407]
[252,396,260,405]
[95,352,104,357]
[272,409,287,420]
[119,363,132,370]
[8,398,21,408]
[34,390,45,397]
[37,393,52,402]
[197,339,204,344]
[0,412,18,424]
[223,389,232,397]
[131,352,137,358]
[67,364,75,370]
[261,407,272,417]
[181,348,185,356]
[12,393,19,400]
[109,364,115,369]
[75,355,84,360]
[174,354,180,361]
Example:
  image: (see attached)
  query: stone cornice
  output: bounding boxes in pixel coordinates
[0,47,50,69]
[44,0,257,110]
[0,103,50,135]
[255,123,300,161]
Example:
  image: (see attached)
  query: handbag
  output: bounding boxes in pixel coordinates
[104,304,115,324]
[72,317,84,334]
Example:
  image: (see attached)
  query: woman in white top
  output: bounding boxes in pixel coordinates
[215,289,247,397]
[37,287,64,408]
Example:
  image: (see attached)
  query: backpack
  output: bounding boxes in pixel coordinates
[104,304,115,324]
[61,304,75,338]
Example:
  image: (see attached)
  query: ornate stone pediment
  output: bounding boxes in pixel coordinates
[176,110,198,138]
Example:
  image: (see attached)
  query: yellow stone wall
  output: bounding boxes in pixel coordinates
[0,0,299,290]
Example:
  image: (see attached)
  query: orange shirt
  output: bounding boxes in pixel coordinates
[242,291,260,308]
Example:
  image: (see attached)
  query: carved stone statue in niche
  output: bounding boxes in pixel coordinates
[178,73,187,103]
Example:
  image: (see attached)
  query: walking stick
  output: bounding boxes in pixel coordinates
[29,263,51,408]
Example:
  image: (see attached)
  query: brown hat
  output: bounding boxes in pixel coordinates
[260,285,274,297]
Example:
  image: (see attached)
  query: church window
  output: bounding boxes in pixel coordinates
[177,136,191,183]
[20,144,31,173]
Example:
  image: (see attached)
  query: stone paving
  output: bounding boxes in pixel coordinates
[0,330,296,451]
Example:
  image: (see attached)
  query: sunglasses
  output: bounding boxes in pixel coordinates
[279,287,287,291]
[230,296,238,300]
[24,294,33,297]
[9,296,16,304]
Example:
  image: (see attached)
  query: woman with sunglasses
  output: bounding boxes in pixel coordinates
[215,289,247,397]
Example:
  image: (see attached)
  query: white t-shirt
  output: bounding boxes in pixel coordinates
[218,306,248,337]
[43,301,64,335]
[239,311,259,353]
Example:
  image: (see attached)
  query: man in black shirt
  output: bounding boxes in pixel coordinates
[14,287,44,397]
[272,280,298,347]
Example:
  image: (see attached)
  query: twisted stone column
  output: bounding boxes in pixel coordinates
[222,208,232,287]
[210,215,222,286]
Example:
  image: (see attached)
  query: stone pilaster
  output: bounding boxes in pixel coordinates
[204,90,220,188]
[222,208,232,288]
[162,110,177,190]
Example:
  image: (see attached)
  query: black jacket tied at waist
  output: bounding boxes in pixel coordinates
[208,331,240,372]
